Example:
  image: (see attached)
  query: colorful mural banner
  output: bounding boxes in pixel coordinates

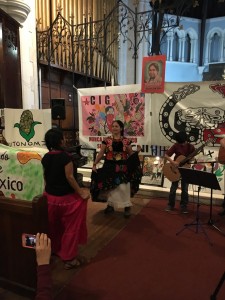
[78,81,225,194]
[0,144,47,201]
[78,85,151,151]
[3,108,52,148]
[78,82,225,150]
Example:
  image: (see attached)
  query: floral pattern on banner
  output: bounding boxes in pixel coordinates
[82,93,145,136]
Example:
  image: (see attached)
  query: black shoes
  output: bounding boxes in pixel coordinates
[104,205,131,218]
[104,205,114,214]
[124,207,131,218]
[165,205,174,212]
[181,207,188,214]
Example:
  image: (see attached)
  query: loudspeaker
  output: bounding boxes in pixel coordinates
[51,98,66,120]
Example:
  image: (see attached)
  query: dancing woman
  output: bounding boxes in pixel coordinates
[91,120,142,218]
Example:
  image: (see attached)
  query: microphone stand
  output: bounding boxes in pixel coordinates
[176,185,211,244]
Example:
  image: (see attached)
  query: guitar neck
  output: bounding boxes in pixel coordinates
[180,144,204,166]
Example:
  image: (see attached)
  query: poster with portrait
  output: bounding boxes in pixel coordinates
[141,55,166,94]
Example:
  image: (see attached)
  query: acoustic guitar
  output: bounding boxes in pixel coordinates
[218,145,225,164]
[163,144,204,182]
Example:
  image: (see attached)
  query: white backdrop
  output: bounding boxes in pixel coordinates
[78,81,225,194]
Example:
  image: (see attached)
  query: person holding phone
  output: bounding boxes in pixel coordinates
[35,233,53,300]
[42,128,90,270]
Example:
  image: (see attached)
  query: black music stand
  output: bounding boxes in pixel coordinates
[207,162,225,236]
[210,271,225,300]
[176,167,221,244]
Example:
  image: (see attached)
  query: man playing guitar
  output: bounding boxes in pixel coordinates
[164,131,195,214]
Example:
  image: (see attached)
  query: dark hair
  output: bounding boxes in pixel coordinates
[175,131,187,143]
[44,128,64,151]
[113,120,124,136]
[105,106,114,113]
[149,62,159,72]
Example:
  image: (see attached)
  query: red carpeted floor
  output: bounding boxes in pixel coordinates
[55,198,225,300]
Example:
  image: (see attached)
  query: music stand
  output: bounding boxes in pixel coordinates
[176,167,221,244]
[210,271,225,300]
[207,162,225,236]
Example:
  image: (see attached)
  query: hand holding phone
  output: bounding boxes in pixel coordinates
[35,233,51,266]
[22,233,36,249]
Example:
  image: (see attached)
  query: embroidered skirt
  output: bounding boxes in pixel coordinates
[91,152,142,202]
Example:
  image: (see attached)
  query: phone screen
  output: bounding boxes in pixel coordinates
[22,233,36,248]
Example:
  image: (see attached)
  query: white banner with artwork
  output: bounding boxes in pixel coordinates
[78,82,225,194]
[150,81,225,147]
[3,108,52,148]
[78,82,225,149]
[0,144,47,201]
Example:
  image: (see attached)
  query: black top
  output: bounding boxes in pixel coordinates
[41,151,74,196]
[102,139,124,152]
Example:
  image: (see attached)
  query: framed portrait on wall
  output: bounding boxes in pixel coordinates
[80,147,96,169]
[141,155,164,186]
[141,55,166,93]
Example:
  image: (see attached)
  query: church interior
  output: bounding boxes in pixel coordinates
[0,1,225,299]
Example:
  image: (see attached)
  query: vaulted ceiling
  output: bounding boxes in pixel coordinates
[150,0,225,19]
[183,0,225,19]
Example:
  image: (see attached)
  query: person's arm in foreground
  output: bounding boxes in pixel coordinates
[35,233,53,300]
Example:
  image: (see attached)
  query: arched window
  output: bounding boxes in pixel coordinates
[160,31,167,57]
[210,33,220,62]
[205,28,223,64]
[184,34,191,62]
[173,32,179,61]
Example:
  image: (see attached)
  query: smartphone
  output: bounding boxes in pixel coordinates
[22,233,36,248]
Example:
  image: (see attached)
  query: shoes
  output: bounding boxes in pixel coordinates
[104,205,114,214]
[218,209,225,216]
[165,205,174,212]
[64,255,88,270]
[124,207,131,218]
[181,207,188,214]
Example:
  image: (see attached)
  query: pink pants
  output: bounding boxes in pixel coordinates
[44,192,87,261]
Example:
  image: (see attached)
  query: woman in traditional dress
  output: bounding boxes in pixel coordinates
[41,129,90,270]
[91,120,142,218]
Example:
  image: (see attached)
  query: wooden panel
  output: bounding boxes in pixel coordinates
[0,9,22,108]
[0,195,48,296]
